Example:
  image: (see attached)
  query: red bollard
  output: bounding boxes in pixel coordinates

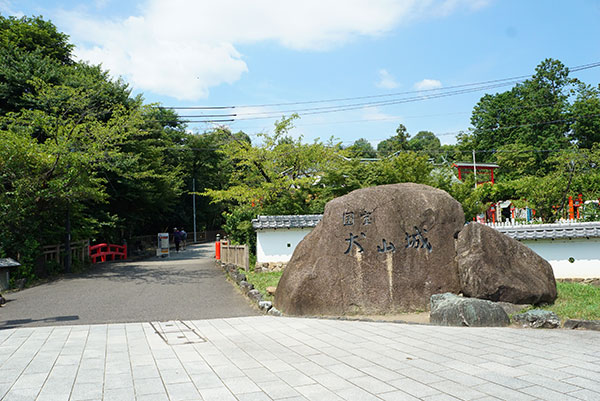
[215,240,221,260]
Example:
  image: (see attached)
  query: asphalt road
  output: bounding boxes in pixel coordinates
[0,243,259,329]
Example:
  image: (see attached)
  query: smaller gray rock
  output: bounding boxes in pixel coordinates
[563,319,600,331]
[268,307,282,316]
[239,281,254,294]
[248,289,263,302]
[430,293,510,327]
[258,301,272,312]
[513,309,561,328]
[497,302,531,316]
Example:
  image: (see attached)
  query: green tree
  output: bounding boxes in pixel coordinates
[0,15,74,115]
[0,15,187,280]
[346,138,377,158]
[366,152,434,186]
[377,123,410,157]
[203,115,345,246]
[468,59,574,168]
[569,82,600,149]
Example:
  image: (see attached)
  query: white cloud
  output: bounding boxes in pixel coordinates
[0,0,23,17]
[376,69,399,89]
[56,0,488,101]
[362,107,400,122]
[414,79,443,90]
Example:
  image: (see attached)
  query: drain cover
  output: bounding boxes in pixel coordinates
[150,321,206,345]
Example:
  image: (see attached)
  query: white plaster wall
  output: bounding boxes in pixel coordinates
[256,228,313,263]
[522,238,600,278]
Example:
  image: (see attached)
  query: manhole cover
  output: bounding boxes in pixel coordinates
[150,321,206,345]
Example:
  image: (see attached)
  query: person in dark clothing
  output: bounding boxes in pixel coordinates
[173,228,182,252]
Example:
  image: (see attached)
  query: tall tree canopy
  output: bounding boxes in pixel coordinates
[0,15,186,280]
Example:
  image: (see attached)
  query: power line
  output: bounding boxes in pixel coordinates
[158,61,600,114]
[174,81,522,123]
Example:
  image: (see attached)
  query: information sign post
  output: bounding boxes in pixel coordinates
[157,233,170,257]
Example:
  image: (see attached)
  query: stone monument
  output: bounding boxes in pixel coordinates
[274,183,557,317]
[274,183,464,315]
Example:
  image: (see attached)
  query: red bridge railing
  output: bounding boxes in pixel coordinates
[89,243,127,264]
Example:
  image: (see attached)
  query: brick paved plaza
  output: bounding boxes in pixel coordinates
[1,316,599,400]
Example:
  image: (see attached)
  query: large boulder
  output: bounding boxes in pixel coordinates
[430,293,510,327]
[274,183,465,315]
[456,223,557,305]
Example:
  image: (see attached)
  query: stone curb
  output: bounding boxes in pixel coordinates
[218,262,282,316]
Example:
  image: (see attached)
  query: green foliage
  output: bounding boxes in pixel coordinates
[569,82,600,149]
[244,270,283,301]
[377,123,410,157]
[539,282,600,320]
[0,15,186,280]
[204,114,347,244]
[408,131,442,162]
[3,14,599,285]
[468,59,573,168]
[346,138,377,158]
[366,151,434,186]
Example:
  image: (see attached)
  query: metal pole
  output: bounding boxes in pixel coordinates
[65,202,71,273]
[472,149,477,189]
[193,178,197,243]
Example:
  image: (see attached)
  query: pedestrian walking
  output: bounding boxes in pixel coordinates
[180,228,187,250]
[173,227,182,252]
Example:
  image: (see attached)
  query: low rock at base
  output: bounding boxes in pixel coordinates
[497,302,531,316]
[268,307,282,316]
[239,281,253,294]
[248,289,263,302]
[564,319,600,331]
[457,223,557,305]
[430,293,510,327]
[258,301,272,312]
[513,309,560,328]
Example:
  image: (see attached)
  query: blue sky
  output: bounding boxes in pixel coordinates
[3,0,600,146]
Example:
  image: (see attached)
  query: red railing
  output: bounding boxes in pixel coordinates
[89,243,127,264]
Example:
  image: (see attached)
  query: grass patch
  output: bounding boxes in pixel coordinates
[241,274,600,321]
[244,270,283,301]
[539,282,600,321]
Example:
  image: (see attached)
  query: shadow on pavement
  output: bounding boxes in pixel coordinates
[0,315,79,330]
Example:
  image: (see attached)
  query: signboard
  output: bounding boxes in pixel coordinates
[157,233,170,257]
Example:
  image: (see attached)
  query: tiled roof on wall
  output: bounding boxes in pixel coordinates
[489,222,600,240]
[252,215,323,230]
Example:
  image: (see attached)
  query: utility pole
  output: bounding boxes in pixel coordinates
[472,149,477,189]
[193,178,197,243]
[65,202,71,273]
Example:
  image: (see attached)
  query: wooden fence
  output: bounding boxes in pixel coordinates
[220,241,250,271]
[42,240,89,265]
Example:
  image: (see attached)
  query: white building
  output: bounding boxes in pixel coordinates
[491,221,600,279]
[253,214,600,278]
[252,215,322,269]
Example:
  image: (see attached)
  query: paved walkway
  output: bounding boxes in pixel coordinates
[1,316,599,400]
[0,243,258,330]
